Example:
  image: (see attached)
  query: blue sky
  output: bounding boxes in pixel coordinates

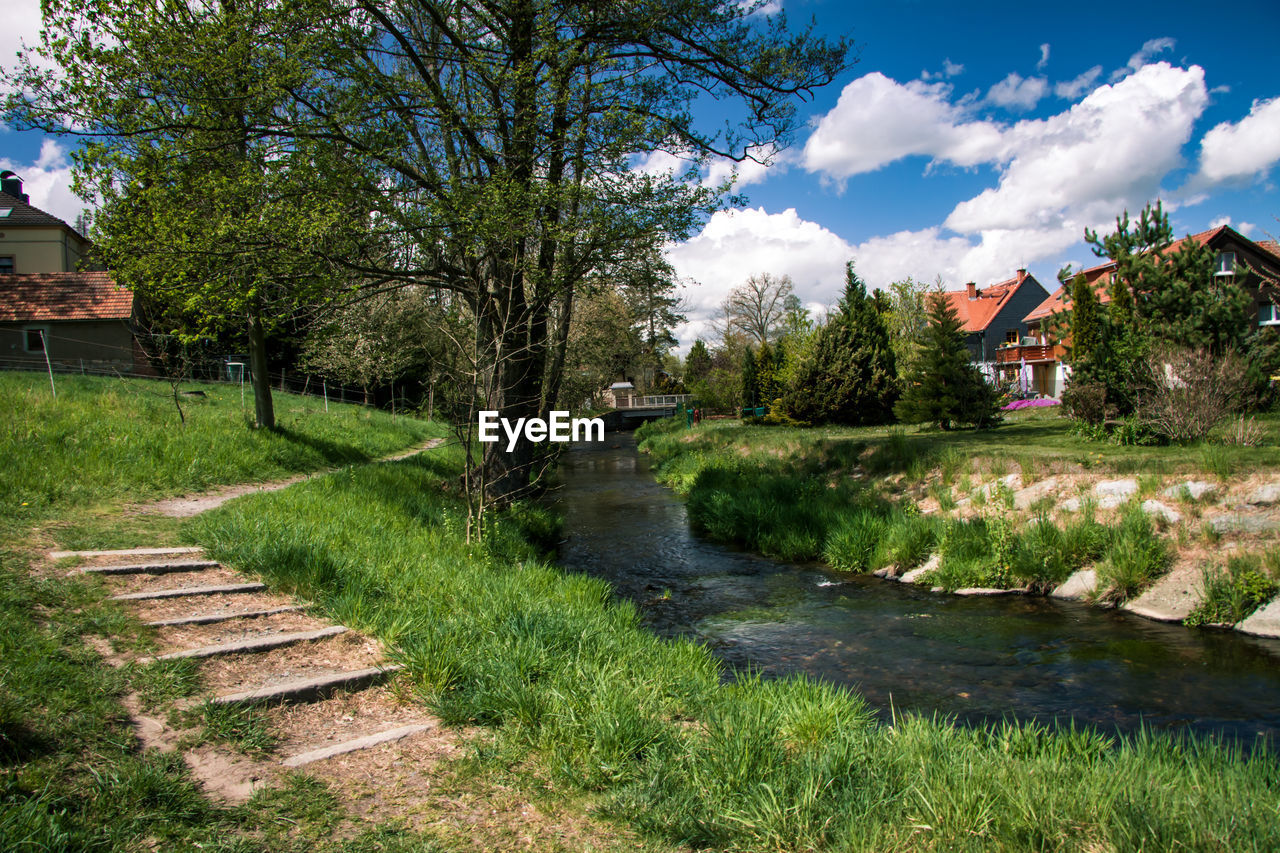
[4,0,1279,349]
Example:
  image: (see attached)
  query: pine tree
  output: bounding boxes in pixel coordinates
[685,339,712,383]
[895,293,1000,429]
[781,263,898,425]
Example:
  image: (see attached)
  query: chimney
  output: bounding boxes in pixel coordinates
[966,281,977,300]
[0,171,28,203]
[1016,268,1027,283]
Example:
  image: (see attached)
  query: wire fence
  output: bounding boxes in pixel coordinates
[0,327,396,411]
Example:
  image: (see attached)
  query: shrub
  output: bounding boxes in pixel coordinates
[823,510,888,572]
[1097,507,1171,603]
[1061,380,1110,425]
[1185,555,1279,627]
[1135,346,1250,443]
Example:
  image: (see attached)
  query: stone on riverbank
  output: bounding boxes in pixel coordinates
[1162,481,1218,502]
[1247,483,1280,506]
[1051,569,1097,601]
[1237,598,1280,638]
[1095,479,1138,498]
[899,555,938,585]
[1122,563,1204,623]
[1141,500,1181,524]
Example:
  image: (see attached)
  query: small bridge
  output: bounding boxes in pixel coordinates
[603,394,694,429]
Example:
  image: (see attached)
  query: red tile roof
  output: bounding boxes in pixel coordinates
[941,271,1035,333]
[0,272,133,322]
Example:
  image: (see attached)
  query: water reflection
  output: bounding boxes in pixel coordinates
[551,435,1280,742]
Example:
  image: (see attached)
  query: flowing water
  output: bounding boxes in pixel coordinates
[552,435,1280,743]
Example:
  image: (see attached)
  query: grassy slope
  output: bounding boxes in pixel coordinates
[192,430,1280,851]
[635,409,1280,597]
[0,373,456,852]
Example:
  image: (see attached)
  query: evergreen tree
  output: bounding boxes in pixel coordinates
[756,340,778,405]
[781,263,898,425]
[895,293,1000,430]
[685,339,712,384]
[741,346,760,410]
[1068,274,1101,366]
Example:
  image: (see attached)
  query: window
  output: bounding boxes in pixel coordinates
[1260,302,1280,327]
[0,256,13,274]
[1215,252,1237,276]
[23,327,48,353]
[1005,328,1020,345]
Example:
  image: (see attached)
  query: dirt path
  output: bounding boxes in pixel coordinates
[144,437,446,518]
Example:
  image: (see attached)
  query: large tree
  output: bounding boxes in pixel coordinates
[7,0,363,429]
[719,273,796,344]
[781,263,897,425]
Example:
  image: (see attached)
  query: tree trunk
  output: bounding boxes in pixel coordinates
[247,311,276,429]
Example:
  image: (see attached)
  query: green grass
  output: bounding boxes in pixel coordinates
[1096,506,1173,603]
[0,371,441,542]
[185,437,1280,851]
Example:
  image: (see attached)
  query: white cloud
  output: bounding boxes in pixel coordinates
[1188,96,1280,188]
[1054,66,1102,100]
[923,59,964,81]
[1112,37,1175,81]
[986,73,1048,111]
[738,0,782,15]
[0,139,86,224]
[0,0,47,102]
[1037,44,1051,71]
[1239,222,1257,237]
[801,73,1005,181]
[946,63,1207,235]
[1210,215,1232,229]
[664,207,855,345]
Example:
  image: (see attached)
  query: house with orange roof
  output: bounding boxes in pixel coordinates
[0,171,149,374]
[1007,225,1280,398]
[940,268,1050,387]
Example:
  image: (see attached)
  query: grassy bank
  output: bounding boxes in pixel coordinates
[636,410,1280,604]
[0,374,459,851]
[190,438,1280,851]
[0,372,438,544]
[5,377,1280,850]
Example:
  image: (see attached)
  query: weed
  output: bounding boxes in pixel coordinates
[195,701,277,755]
[1097,507,1172,603]
[1186,555,1280,627]
[131,658,202,710]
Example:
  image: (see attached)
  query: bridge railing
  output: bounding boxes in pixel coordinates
[615,394,694,409]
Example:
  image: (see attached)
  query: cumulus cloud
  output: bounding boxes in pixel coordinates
[1037,44,1050,71]
[1112,37,1175,81]
[701,144,782,189]
[1054,65,1102,100]
[1187,96,1280,189]
[986,73,1048,111]
[0,139,87,224]
[790,62,1210,310]
[801,73,1004,181]
[664,207,855,345]
[0,0,47,101]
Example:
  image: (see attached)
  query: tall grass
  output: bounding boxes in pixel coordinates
[188,450,1280,851]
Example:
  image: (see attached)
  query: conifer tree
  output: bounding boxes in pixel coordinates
[685,339,712,384]
[782,263,898,425]
[895,293,1000,429]
[741,347,760,410]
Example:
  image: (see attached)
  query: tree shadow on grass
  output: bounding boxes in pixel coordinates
[271,426,376,468]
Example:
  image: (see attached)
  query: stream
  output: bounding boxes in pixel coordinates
[552,435,1280,744]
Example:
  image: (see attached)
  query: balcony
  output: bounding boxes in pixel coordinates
[996,343,1058,364]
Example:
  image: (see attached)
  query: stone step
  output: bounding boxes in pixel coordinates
[50,546,204,560]
[80,559,220,576]
[156,626,348,661]
[146,605,306,628]
[211,665,403,707]
[280,723,432,768]
[111,582,266,602]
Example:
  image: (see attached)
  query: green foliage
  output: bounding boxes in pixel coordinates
[895,292,1001,430]
[684,339,712,384]
[1097,507,1172,603]
[780,263,899,425]
[740,346,760,409]
[1185,554,1280,627]
[823,510,889,572]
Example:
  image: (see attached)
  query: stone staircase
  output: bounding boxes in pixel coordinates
[59,545,439,802]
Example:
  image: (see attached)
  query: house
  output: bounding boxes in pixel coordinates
[940,268,1050,383]
[1010,225,1280,398]
[0,171,149,374]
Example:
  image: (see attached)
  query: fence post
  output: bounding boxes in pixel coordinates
[40,331,56,400]
[323,379,329,412]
